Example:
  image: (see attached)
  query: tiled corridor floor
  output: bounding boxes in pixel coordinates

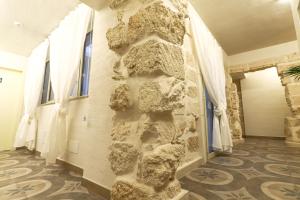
[0,149,107,200]
[180,138,300,200]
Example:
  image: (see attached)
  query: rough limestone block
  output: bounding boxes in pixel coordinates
[187,136,200,152]
[137,143,185,188]
[185,114,197,132]
[110,83,131,111]
[111,180,162,200]
[127,2,185,45]
[107,1,185,51]
[161,179,181,199]
[111,120,138,141]
[140,120,181,145]
[109,0,129,9]
[109,142,139,175]
[285,116,300,127]
[106,22,128,50]
[138,78,185,113]
[286,83,300,95]
[124,40,185,79]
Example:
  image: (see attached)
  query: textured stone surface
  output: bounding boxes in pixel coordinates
[112,120,136,141]
[138,78,185,112]
[107,2,185,50]
[124,40,185,79]
[106,22,128,50]
[186,114,197,132]
[138,143,185,188]
[140,121,181,145]
[109,142,139,175]
[187,136,200,152]
[111,180,161,200]
[110,83,131,111]
[109,0,129,9]
[170,0,188,15]
[163,180,182,199]
[127,2,185,45]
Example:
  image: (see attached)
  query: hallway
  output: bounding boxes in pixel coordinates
[181,138,300,200]
[0,149,107,200]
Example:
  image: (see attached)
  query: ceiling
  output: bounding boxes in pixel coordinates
[191,0,297,55]
[0,0,79,56]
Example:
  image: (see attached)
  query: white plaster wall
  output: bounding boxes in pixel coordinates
[0,50,27,71]
[36,7,117,189]
[228,41,299,66]
[0,50,26,150]
[241,67,291,137]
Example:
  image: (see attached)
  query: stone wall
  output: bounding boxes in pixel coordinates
[277,61,300,145]
[228,53,300,146]
[233,80,245,137]
[225,74,243,143]
[106,0,203,199]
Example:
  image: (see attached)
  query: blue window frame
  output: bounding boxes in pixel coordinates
[41,61,54,104]
[80,31,93,96]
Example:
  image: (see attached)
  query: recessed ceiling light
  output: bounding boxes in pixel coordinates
[13,21,22,27]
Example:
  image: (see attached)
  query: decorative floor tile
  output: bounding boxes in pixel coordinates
[264,164,300,178]
[261,181,300,200]
[211,187,256,200]
[209,157,244,167]
[0,149,108,200]
[231,167,273,180]
[186,168,233,185]
[180,138,300,200]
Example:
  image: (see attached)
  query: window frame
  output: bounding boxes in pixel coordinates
[70,14,94,100]
[40,60,55,105]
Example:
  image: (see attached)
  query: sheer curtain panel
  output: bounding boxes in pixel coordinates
[40,4,92,163]
[188,3,233,152]
[14,40,49,150]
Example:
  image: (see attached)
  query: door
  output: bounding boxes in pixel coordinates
[205,89,214,153]
[0,68,23,150]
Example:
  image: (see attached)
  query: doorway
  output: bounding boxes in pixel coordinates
[241,67,290,138]
[0,68,23,150]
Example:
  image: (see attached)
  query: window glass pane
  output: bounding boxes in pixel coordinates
[80,31,93,96]
[41,61,50,104]
[49,84,54,101]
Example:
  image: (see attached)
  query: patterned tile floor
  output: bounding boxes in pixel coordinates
[180,138,300,200]
[0,149,107,200]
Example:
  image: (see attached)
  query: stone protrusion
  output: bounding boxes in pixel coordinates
[161,180,181,199]
[140,121,181,145]
[111,180,162,200]
[107,2,185,51]
[127,2,185,45]
[187,136,200,152]
[106,22,128,50]
[109,0,129,9]
[110,83,131,111]
[111,120,137,141]
[137,143,185,188]
[124,40,185,79]
[138,78,185,113]
[109,142,139,175]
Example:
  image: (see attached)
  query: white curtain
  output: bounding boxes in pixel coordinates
[14,40,49,150]
[188,4,233,152]
[40,4,92,163]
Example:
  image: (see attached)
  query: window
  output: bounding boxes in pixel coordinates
[80,31,93,96]
[41,61,54,104]
[70,21,93,98]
